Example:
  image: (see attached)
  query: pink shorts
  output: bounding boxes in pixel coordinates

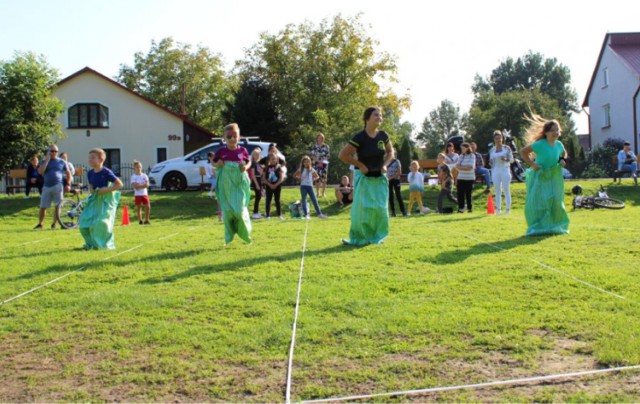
[135,195,150,206]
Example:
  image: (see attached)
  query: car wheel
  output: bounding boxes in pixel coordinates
[163,172,187,191]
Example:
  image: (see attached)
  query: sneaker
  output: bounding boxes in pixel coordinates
[484,187,491,194]
[251,213,262,219]
[422,207,432,214]
[208,191,213,198]
[318,214,328,219]
[468,209,472,213]
[458,209,464,213]
[33,223,43,229]
[505,210,510,215]
[402,212,408,217]
[25,196,30,199]
[266,216,271,221]
[51,223,57,230]
[278,216,285,221]
[139,220,143,225]
[144,220,151,225]
[304,215,311,220]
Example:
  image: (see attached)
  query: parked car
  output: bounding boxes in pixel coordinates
[149,138,280,191]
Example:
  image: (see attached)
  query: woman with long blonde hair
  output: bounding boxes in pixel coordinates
[519,115,569,236]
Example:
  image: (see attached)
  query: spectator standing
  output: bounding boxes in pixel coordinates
[249,148,264,218]
[489,130,514,214]
[131,160,151,224]
[456,143,476,213]
[34,145,71,229]
[263,153,285,220]
[25,156,43,198]
[310,133,330,197]
[386,152,406,216]
[59,152,75,194]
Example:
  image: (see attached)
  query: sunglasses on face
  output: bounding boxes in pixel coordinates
[49,150,58,153]
[225,134,236,139]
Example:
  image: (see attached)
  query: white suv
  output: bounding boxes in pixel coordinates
[149,138,277,191]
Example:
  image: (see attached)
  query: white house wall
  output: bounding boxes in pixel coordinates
[589,46,639,148]
[53,72,185,170]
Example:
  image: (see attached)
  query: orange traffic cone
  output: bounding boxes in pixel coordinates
[487,194,495,215]
[122,204,130,225]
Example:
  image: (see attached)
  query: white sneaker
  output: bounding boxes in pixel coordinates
[422,207,432,214]
[278,216,285,221]
[208,191,213,198]
[25,196,30,199]
[305,215,311,220]
[251,213,262,219]
[266,216,271,221]
[318,214,328,219]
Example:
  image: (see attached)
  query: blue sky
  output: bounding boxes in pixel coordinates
[2,0,638,135]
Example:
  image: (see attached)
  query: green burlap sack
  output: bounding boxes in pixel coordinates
[342,171,389,246]
[524,165,569,236]
[79,191,121,250]
[216,162,252,244]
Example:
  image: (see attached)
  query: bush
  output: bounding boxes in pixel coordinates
[585,143,618,177]
[581,164,608,179]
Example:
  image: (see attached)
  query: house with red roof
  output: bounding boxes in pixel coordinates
[52,67,216,175]
[583,32,640,154]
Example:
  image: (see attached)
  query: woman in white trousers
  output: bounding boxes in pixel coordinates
[489,130,514,214]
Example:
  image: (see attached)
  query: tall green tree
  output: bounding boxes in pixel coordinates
[0,51,63,173]
[472,51,579,116]
[237,14,411,151]
[417,100,467,158]
[117,37,233,132]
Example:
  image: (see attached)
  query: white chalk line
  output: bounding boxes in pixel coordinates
[285,219,310,404]
[0,223,206,306]
[301,365,640,403]
[463,234,631,302]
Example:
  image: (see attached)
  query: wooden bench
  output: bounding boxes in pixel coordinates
[612,155,639,183]
[5,169,27,195]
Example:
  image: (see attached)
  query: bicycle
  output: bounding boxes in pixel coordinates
[571,185,625,210]
[58,194,90,229]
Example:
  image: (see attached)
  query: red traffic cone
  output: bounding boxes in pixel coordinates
[487,194,495,215]
[122,204,130,225]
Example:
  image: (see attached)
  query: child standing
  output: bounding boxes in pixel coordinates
[80,148,123,250]
[131,160,151,224]
[249,148,264,219]
[264,153,284,220]
[293,156,328,219]
[406,161,430,215]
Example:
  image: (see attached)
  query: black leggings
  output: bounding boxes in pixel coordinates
[388,179,406,215]
[265,185,282,217]
[456,179,474,211]
[253,186,262,214]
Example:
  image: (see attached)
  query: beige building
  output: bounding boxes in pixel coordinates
[53,67,215,176]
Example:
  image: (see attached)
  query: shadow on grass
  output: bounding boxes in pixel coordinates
[7,249,206,281]
[430,234,550,265]
[138,244,349,285]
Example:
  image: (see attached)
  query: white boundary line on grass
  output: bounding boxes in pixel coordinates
[0,239,45,253]
[285,219,310,404]
[463,234,630,302]
[301,365,640,403]
[0,244,144,306]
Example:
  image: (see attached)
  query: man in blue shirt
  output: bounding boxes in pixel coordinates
[34,145,71,229]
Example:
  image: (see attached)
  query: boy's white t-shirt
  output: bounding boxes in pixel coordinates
[131,173,149,196]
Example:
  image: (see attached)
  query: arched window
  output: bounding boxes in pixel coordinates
[68,103,109,128]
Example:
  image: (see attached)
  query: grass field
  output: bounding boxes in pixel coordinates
[1,180,640,402]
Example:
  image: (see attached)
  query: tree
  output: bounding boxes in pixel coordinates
[0,52,63,173]
[117,37,233,132]
[237,14,411,151]
[417,100,467,158]
[472,51,579,116]
[224,78,285,144]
